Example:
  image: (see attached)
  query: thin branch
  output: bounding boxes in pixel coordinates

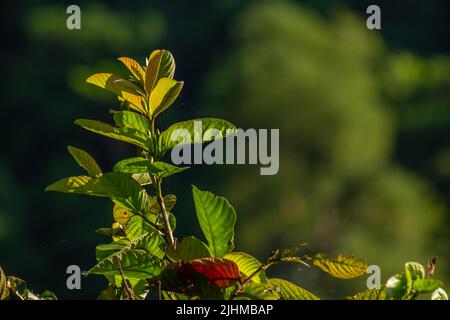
[151,176,176,250]
[230,264,266,299]
[116,257,135,300]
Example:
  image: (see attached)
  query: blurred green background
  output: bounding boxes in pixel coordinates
[1,0,449,299]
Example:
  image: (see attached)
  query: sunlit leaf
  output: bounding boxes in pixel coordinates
[113,204,133,225]
[0,266,9,300]
[67,146,102,177]
[149,78,183,116]
[125,215,155,241]
[347,287,388,300]
[175,236,211,260]
[158,118,236,156]
[114,158,189,178]
[45,175,106,196]
[86,73,146,113]
[100,172,151,215]
[224,252,267,283]
[118,57,145,85]
[89,233,165,279]
[113,111,150,133]
[75,119,152,152]
[310,254,367,279]
[413,279,442,293]
[238,283,280,300]
[131,172,153,186]
[145,50,175,93]
[114,157,149,174]
[192,186,236,257]
[386,274,409,299]
[268,278,319,300]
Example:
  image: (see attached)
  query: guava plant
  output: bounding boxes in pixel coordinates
[0,50,447,300]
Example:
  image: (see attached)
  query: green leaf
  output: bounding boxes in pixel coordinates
[413,279,443,293]
[145,50,175,93]
[113,111,150,133]
[192,186,236,257]
[131,172,153,186]
[149,78,183,116]
[95,240,128,261]
[88,249,163,279]
[347,287,388,300]
[238,283,280,300]
[158,118,236,156]
[0,266,9,300]
[404,262,425,288]
[100,172,151,215]
[175,236,211,260]
[310,254,368,279]
[67,146,102,177]
[45,175,106,196]
[268,278,319,300]
[113,204,133,225]
[46,173,151,213]
[224,252,267,283]
[432,288,448,300]
[89,234,165,279]
[114,157,149,174]
[114,158,189,178]
[147,162,189,178]
[75,119,152,152]
[386,274,409,299]
[125,215,155,241]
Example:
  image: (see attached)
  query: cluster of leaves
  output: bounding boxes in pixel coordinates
[1,50,447,300]
[0,267,56,300]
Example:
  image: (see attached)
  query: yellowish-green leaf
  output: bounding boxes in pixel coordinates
[75,119,152,152]
[113,111,150,133]
[131,172,152,186]
[145,50,175,93]
[67,146,102,177]
[175,236,211,260]
[114,158,189,178]
[192,186,236,257]
[310,254,367,279]
[118,57,145,85]
[268,278,319,300]
[224,252,267,283]
[149,78,183,116]
[113,203,133,226]
[158,118,236,156]
[0,266,9,300]
[45,176,106,196]
[238,283,280,300]
[86,73,145,113]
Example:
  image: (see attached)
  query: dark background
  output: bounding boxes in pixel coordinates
[1,0,449,299]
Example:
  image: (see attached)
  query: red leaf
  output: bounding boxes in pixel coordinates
[171,258,241,288]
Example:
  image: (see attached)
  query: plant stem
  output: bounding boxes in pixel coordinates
[230,264,267,299]
[116,257,135,300]
[152,176,176,250]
